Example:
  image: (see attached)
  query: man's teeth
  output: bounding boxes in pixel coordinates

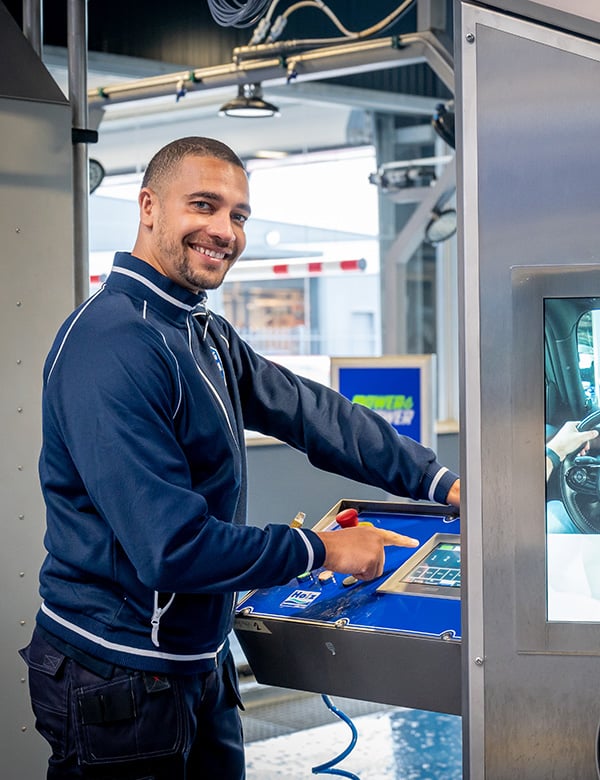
[192,244,226,260]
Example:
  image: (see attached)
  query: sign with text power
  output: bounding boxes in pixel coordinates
[331,355,436,447]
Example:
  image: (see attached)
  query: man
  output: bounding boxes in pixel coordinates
[21,137,460,779]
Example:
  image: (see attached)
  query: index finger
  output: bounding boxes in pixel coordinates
[376,528,420,548]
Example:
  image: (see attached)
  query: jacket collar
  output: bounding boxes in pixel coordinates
[106,252,208,322]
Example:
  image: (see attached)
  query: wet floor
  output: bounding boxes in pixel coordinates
[242,686,462,780]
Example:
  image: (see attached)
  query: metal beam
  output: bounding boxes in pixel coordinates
[418,0,450,36]
[268,82,441,116]
[384,160,455,269]
[381,159,455,354]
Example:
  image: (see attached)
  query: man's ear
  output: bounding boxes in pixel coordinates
[139,187,156,227]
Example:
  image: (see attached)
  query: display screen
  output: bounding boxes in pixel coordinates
[545,296,600,622]
[377,533,461,599]
[402,542,461,588]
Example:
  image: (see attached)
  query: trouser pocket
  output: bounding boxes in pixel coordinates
[73,671,189,766]
[19,632,69,759]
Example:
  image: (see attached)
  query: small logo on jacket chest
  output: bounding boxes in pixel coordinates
[210,346,226,384]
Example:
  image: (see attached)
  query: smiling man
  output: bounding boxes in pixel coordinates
[137,145,251,291]
[21,137,459,779]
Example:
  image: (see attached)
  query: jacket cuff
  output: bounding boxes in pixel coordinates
[299,528,327,571]
[424,464,460,504]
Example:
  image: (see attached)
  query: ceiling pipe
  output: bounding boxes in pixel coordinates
[88,31,453,108]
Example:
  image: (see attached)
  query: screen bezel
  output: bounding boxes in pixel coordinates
[513,264,600,654]
[377,533,461,600]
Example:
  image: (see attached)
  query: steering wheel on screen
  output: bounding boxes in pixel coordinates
[559,410,600,532]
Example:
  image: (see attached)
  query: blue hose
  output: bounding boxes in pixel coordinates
[311,694,360,780]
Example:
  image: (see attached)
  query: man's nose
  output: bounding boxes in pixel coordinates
[206,209,235,243]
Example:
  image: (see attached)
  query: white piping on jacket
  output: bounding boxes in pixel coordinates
[186,318,239,450]
[294,527,316,572]
[142,300,184,419]
[41,602,226,662]
[47,289,104,382]
[112,266,196,311]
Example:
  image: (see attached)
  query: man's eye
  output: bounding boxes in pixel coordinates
[233,213,248,225]
[192,201,210,210]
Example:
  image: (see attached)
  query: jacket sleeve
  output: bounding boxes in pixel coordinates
[41,315,326,594]
[223,322,458,505]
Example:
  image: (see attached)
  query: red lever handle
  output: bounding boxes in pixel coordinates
[335,508,359,528]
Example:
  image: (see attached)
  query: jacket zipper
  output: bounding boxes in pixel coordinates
[151,592,176,647]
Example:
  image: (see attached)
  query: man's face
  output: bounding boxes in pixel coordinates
[139,156,251,292]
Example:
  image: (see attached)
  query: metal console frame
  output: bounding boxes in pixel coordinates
[235,499,461,715]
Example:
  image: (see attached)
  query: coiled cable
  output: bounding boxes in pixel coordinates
[312,694,360,780]
[207,0,272,28]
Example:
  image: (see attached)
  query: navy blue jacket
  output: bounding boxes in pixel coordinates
[37,252,458,673]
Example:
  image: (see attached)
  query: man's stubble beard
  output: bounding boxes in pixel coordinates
[178,251,227,291]
[154,221,229,292]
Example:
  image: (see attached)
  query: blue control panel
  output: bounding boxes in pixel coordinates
[237,507,460,641]
[235,500,462,714]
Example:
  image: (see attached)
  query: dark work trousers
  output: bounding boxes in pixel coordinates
[20,627,246,779]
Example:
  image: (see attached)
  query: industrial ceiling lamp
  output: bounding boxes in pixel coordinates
[219,83,280,118]
[425,206,457,244]
[89,158,105,194]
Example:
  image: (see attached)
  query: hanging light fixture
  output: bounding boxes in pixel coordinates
[219,83,280,118]
[425,206,457,244]
[89,159,105,194]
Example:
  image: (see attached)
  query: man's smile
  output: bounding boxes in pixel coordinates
[189,243,230,261]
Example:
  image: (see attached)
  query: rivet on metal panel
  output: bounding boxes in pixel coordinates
[466,32,475,43]
[20,620,26,626]
[18,514,24,520]
[15,227,21,233]
[21,726,27,732]
[20,678,26,683]
[474,656,484,666]
[16,301,22,307]
[17,465,24,471]
[16,359,22,365]
[17,407,23,413]
[19,572,25,577]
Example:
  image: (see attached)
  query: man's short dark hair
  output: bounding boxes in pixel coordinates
[142,137,245,191]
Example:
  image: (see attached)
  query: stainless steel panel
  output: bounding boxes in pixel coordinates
[479,0,600,42]
[458,4,600,778]
[0,97,73,777]
[236,619,462,716]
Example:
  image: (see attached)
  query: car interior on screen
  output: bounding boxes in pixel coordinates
[546,297,600,532]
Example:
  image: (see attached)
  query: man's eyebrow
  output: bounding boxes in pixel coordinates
[188,190,251,215]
